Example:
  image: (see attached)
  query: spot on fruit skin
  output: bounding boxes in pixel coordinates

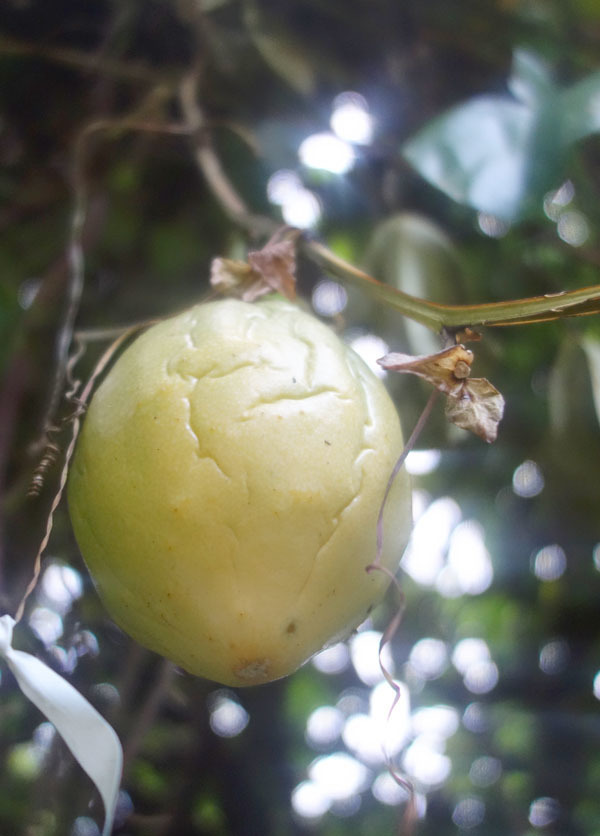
[286,621,297,634]
[234,659,270,682]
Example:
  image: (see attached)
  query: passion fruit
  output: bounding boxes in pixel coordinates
[68,297,411,685]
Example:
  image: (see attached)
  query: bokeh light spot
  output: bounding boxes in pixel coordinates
[402,497,462,586]
[462,702,489,733]
[403,737,451,787]
[538,639,569,675]
[528,796,560,827]
[512,460,544,498]
[452,638,491,676]
[532,544,566,581]
[350,630,393,686]
[543,180,575,220]
[477,213,510,238]
[90,683,120,709]
[464,660,499,695]
[348,333,389,378]
[115,791,135,828]
[266,169,321,228]
[312,641,350,675]
[208,692,249,738]
[330,794,362,818]
[70,818,100,836]
[372,771,411,806]
[452,797,485,829]
[28,607,63,645]
[368,680,411,758]
[32,722,56,754]
[411,705,459,740]
[308,752,370,801]
[405,449,441,475]
[18,278,41,310]
[40,563,83,614]
[299,132,355,174]
[593,543,600,572]
[557,211,590,247]
[267,169,302,205]
[306,706,344,748]
[446,520,494,596]
[343,713,386,765]
[281,189,321,229]
[291,780,330,820]
[330,92,374,145]
[312,280,348,317]
[408,638,449,680]
[469,755,502,787]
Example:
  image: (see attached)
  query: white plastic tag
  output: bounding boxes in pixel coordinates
[0,615,122,836]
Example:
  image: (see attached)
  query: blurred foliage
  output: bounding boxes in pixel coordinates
[0,0,600,835]
[403,50,600,220]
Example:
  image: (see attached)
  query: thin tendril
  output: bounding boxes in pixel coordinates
[15,328,139,623]
[365,387,439,836]
[373,388,439,569]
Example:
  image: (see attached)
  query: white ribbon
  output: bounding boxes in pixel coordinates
[0,615,123,836]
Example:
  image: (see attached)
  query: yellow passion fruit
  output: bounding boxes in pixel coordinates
[68,297,411,685]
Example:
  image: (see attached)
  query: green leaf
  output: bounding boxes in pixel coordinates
[402,96,534,220]
[363,213,463,301]
[582,336,600,429]
[362,213,464,354]
[548,335,600,440]
[509,49,554,107]
[244,4,316,96]
[402,52,600,221]
[559,71,600,145]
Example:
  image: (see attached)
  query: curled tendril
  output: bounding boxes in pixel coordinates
[365,388,439,835]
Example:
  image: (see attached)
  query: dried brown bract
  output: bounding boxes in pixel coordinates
[378,344,504,442]
[210,229,298,302]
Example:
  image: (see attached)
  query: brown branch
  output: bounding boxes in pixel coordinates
[177,69,277,238]
[0,34,172,86]
[30,103,192,483]
[122,658,177,776]
[0,354,29,599]
[14,326,139,622]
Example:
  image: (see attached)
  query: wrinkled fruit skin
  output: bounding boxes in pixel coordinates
[68,298,412,685]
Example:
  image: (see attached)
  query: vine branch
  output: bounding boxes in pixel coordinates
[15,327,140,622]
[176,69,600,334]
[307,241,600,332]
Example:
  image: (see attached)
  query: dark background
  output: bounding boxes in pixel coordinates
[1,1,600,834]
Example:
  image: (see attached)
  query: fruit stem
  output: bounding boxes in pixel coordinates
[305,240,600,333]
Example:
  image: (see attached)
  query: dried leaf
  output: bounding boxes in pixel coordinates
[209,256,274,302]
[378,345,474,396]
[248,237,297,300]
[445,378,505,442]
[210,231,298,302]
[379,344,504,442]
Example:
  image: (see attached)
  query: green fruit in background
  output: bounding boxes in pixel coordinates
[542,333,600,519]
[68,297,411,686]
[363,212,464,355]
